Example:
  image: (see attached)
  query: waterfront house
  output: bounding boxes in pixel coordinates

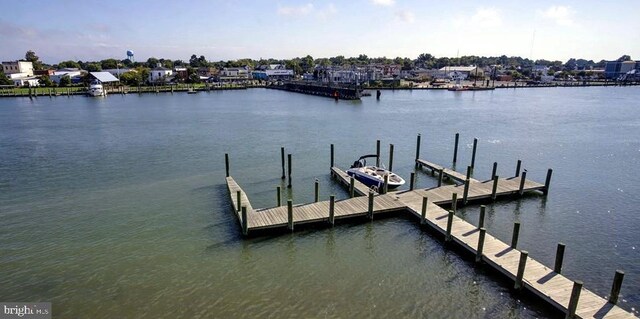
[439,66,484,80]
[2,60,34,76]
[219,67,250,82]
[149,66,173,83]
[49,68,85,85]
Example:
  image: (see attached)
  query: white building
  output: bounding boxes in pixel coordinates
[2,61,34,76]
[439,66,484,79]
[148,67,173,83]
[102,68,131,78]
[12,77,40,87]
[50,69,84,84]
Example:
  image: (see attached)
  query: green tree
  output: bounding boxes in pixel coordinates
[86,63,102,72]
[100,59,119,69]
[57,60,81,69]
[0,70,11,85]
[25,50,43,70]
[119,71,141,86]
[59,75,72,87]
[39,75,54,87]
[617,55,631,62]
[146,57,159,68]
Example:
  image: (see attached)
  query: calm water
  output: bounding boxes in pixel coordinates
[1,87,639,318]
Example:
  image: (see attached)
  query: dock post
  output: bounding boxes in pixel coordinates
[225,153,230,177]
[368,191,374,220]
[462,179,470,206]
[466,165,472,180]
[566,281,583,319]
[330,144,334,168]
[287,154,292,188]
[382,174,389,194]
[515,160,521,177]
[277,186,282,206]
[280,147,285,179]
[514,250,528,290]
[478,205,486,229]
[554,243,566,273]
[518,170,527,196]
[287,199,293,231]
[349,177,355,198]
[453,133,459,163]
[438,168,444,187]
[608,270,624,304]
[314,179,319,202]
[415,134,421,164]
[409,172,415,190]
[451,193,458,213]
[471,138,477,171]
[511,222,520,249]
[445,210,454,242]
[421,196,428,225]
[376,140,381,167]
[236,191,241,212]
[388,144,394,172]
[241,206,248,236]
[491,162,497,180]
[329,195,335,225]
[491,175,499,201]
[476,227,486,263]
[543,169,553,195]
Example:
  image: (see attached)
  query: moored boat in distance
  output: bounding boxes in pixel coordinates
[346,154,405,190]
[88,80,105,97]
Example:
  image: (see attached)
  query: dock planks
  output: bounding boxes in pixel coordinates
[416,158,479,184]
[224,159,635,319]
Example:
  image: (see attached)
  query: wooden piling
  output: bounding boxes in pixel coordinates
[476,227,486,263]
[515,160,521,177]
[368,191,374,220]
[225,153,230,177]
[471,138,478,170]
[421,196,428,225]
[608,270,624,304]
[566,281,583,319]
[376,140,380,167]
[478,205,486,229]
[518,170,527,195]
[314,179,319,202]
[388,144,394,172]
[330,144,334,168]
[453,133,459,163]
[514,250,528,290]
[554,243,565,273]
[451,193,458,213]
[280,147,285,179]
[462,179,470,205]
[511,222,520,249]
[409,172,415,190]
[438,168,443,187]
[236,191,241,212]
[383,174,389,194]
[491,175,499,201]
[241,206,248,235]
[415,134,421,162]
[287,153,292,188]
[349,176,355,198]
[466,165,472,180]
[287,199,293,231]
[445,210,454,242]
[329,195,335,225]
[277,186,282,206]
[544,168,553,195]
[491,162,497,180]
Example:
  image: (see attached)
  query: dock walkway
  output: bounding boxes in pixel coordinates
[416,158,479,184]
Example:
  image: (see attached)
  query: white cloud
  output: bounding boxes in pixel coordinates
[277,3,314,16]
[317,3,337,20]
[371,0,395,6]
[470,8,502,27]
[540,5,575,26]
[395,10,415,23]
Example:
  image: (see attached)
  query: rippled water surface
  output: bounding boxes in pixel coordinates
[1,87,639,318]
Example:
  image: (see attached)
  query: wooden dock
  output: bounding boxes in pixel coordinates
[416,158,479,184]
[223,150,635,319]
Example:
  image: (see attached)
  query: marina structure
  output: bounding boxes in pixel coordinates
[224,135,635,319]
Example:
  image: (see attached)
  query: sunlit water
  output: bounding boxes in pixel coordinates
[1,87,639,318]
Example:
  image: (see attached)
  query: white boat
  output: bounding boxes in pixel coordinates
[88,80,105,97]
[346,155,405,190]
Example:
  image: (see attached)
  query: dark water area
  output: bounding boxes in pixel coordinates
[1,87,638,318]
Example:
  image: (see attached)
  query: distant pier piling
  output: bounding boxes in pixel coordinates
[453,133,460,163]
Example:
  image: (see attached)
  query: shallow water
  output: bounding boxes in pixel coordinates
[1,87,639,318]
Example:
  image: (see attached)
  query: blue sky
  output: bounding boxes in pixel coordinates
[1,0,638,64]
